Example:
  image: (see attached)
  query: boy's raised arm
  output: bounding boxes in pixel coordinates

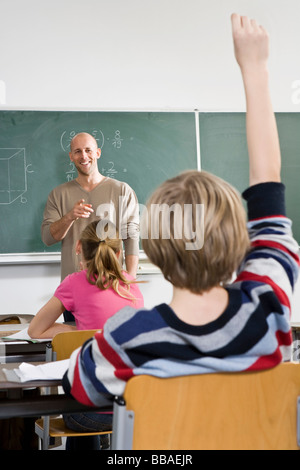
[231,13,281,186]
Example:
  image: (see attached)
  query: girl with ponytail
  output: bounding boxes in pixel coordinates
[28,220,144,339]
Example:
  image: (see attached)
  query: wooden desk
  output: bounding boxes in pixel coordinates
[0,324,48,363]
[0,340,49,363]
[0,363,113,420]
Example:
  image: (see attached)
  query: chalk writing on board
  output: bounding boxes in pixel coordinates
[60,129,105,152]
[0,148,33,205]
[102,161,118,179]
[112,130,123,149]
[65,162,76,182]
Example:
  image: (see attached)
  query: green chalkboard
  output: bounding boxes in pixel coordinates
[199,113,300,243]
[2,111,299,256]
[0,111,197,254]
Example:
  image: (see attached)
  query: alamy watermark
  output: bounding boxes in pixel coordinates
[95,196,204,251]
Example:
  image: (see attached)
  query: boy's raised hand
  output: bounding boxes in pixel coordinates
[231,14,280,186]
[231,13,269,74]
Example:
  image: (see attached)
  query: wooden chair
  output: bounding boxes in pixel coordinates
[35,329,113,450]
[111,363,300,450]
[45,329,99,361]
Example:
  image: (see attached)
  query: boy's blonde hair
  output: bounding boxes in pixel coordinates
[142,170,250,293]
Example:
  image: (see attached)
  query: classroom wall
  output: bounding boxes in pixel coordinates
[1,0,300,319]
[2,0,300,112]
[0,262,173,315]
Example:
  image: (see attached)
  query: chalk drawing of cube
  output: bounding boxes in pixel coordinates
[0,148,27,204]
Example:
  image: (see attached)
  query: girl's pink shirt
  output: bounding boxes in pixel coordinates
[54,269,144,330]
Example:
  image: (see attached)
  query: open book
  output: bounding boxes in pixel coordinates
[3,359,69,383]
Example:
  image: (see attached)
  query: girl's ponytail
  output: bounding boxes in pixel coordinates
[80,220,137,299]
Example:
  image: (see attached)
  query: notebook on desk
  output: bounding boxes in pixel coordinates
[3,359,69,383]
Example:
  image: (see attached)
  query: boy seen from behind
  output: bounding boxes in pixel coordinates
[63,14,300,405]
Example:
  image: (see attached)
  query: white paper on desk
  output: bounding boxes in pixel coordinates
[11,359,70,382]
[1,327,52,343]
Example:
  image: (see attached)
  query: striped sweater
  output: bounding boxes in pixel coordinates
[63,182,300,406]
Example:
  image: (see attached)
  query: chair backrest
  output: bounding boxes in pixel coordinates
[118,363,300,450]
[51,329,99,361]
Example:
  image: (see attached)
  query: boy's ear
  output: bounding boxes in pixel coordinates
[75,240,82,255]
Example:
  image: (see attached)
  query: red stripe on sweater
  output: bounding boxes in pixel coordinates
[249,214,286,222]
[235,271,290,309]
[246,351,281,371]
[276,328,293,346]
[95,331,135,382]
[71,354,94,406]
[246,330,292,371]
[251,239,300,264]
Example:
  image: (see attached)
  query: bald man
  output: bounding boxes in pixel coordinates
[42,132,139,320]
